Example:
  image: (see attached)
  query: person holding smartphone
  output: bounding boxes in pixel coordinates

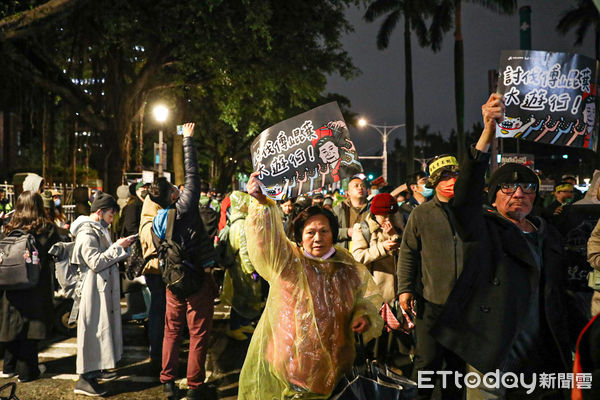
[70,193,135,396]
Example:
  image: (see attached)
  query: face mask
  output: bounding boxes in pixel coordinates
[419,183,434,198]
[397,201,404,207]
[437,178,457,199]
[371,189,380,196]
[100,219,109,228]
[54,199,61,207]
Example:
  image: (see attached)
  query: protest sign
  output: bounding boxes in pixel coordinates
[250,102,363,200]
[496,50,599,151]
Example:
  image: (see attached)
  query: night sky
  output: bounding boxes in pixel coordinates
[326,0,596,157]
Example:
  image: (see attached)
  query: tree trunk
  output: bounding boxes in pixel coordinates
[136,103,145,171]
[42,96,48,180]
[454,1,465,160]
[404,16,415,177]
[173,134,184,186]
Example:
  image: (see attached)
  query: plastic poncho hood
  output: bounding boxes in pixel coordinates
[238,198,383,399]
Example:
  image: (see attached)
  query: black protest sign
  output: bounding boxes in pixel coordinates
[250,102,363,200]
[496,50,599,151]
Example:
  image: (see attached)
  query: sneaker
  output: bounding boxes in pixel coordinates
[0,371,16,378]
[225,328,248,341]
[93,370,118,382]
[17,364,46,382]
[163,381,180,400]
[239,324,255,334]
[74,376,108,397]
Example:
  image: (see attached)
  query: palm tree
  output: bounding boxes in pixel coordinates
[364,0,434,177]
[428,0,516,159]
[557,0,600,62]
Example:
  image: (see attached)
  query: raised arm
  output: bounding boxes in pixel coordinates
[245,172,293,282]
[176,123,200,217]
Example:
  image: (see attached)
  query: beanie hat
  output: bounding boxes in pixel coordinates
[426,155,459,188]
[370,193,399,215]
[488,163,539,204]
[90,192,119,213]
[41,190,54,209]
[22,173,44,193]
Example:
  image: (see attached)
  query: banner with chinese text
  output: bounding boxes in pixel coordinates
[250,102,363,200]
[496,50,599,151]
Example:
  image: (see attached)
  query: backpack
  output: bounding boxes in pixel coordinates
[123,239,147,280]
[0,230,41,290]
[48,241,79,297]
[199,203,219,241]
[151,209,204,300]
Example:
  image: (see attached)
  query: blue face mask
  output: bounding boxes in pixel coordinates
[419,184,434,198]
[397,201,404,207]
[54,199,61,207]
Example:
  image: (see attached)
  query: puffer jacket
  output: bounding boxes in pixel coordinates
[170,136,215,268]
[139,196,161,275]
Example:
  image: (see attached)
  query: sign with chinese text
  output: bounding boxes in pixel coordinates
[250,102,363,200]
[496,50,599,151]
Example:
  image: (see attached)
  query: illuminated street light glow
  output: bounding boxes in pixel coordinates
[153,104,169,123]
[358,118,367,127]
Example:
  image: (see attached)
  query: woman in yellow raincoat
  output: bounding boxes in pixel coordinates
[238,172,384,400]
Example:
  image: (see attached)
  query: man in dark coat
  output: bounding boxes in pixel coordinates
[148,123,218,400]
[432,94,583,399]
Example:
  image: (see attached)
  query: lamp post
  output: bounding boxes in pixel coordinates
[153,104,169,177]
[357,118,405,184]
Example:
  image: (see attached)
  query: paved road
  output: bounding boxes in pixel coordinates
[0,303,249,400]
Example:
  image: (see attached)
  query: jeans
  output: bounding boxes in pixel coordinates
[145,274,166,362]
[160,275,217,389]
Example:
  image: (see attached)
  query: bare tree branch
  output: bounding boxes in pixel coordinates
[0,0,87,41]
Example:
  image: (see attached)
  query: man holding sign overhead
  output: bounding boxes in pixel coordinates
[431,94,584,398]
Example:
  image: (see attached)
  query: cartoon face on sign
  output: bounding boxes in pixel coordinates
[499,116,522,134]
[583,96,596,127]
[317,138,340,165]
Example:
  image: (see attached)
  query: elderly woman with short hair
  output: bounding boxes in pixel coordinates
[238,172,383,400]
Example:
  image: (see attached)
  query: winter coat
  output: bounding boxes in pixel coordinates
[351,213,402,304]
[432,147,580,374]
[120,197,143,236]
[332,198,370,249]
[70,215,129,374]
[0,224,60,342]
[396,195,463,305]
[171,137,216,269]
[238,198,383,399]
[220,191,262,319]
[139,196,161,275]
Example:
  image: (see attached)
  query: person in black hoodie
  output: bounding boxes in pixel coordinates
[148,122,218,400]
[0,191,61,382]
[120,182,149,236]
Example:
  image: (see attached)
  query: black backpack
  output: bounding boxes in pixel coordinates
[0,230,40,290]
[198,203,219,241]
[151,209,204,300]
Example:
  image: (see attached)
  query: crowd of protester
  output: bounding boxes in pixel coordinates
[1,96,600,399]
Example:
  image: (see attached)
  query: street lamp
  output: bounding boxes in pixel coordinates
[153,104,169,177]
[357,118,405,184]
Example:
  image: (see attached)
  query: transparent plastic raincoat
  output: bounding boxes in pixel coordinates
[220,191,263,319]
[238,198,384,399]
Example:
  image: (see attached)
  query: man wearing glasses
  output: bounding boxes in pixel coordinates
[431,93,582,399]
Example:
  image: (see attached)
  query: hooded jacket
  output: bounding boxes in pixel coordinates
[22,173,44,193]
[220,191,262,319]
